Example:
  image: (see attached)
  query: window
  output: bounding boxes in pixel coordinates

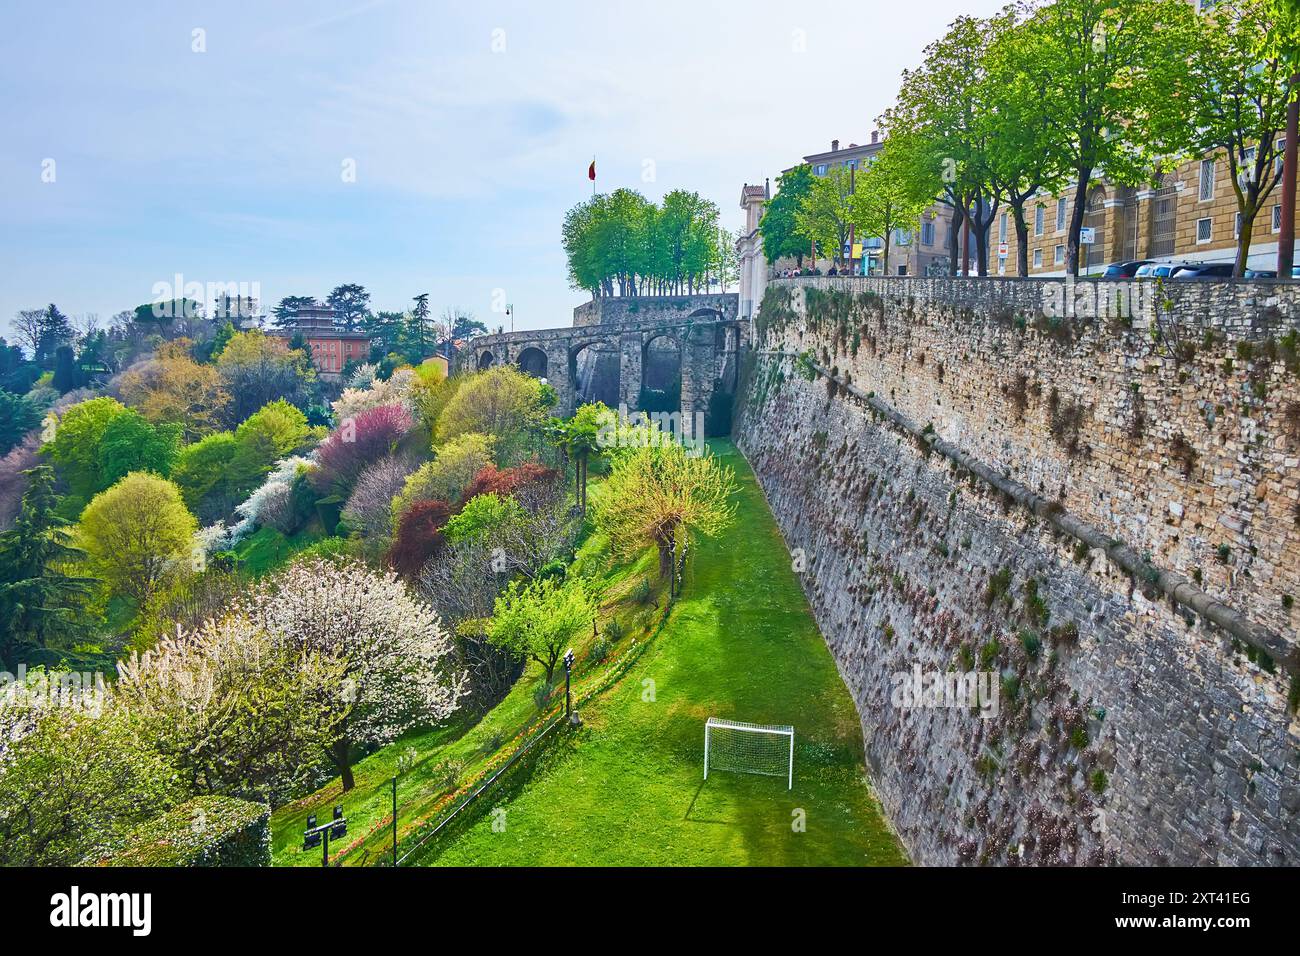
[814,164,828,176]
[921,220,935,245]
[1199,159,1215,201]
[1035,205,1045,236]
[895,228,912,246]
[999,211,1008,242]
[1033,248,1043,268]
[1054,245,1065,265]
[1056,197,1067,232]
[1274,205,1283,232]
[1234,211,1242,239]
[1196,217,1213,243]
[1276,139,1286,178]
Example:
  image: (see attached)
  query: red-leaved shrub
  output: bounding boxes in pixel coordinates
[458,461,558,508]
[387,499,452,578]
[312,403,413,495]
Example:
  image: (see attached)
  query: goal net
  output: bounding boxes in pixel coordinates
[704,717,794,789]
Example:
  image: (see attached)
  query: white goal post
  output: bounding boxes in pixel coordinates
[703,717,794,790]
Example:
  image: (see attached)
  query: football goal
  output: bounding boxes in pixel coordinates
[703,717,794,790]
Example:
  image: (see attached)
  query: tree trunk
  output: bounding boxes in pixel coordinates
[1235,208,1255,277]
[947,204,964,277]
[1065,172,1091,277]
[972,203,991,277]
[1013,203,1030,277]
[654,525,676,579]
[328,738,355,792]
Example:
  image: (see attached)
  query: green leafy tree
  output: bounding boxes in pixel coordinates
[42,396,130,501]
[1181,0,1294,275]
[437,365,549,461]
[326,283,371,331]
[562,188,724,296]
[270,295,315,329]
[880,15,1002,275]
[77,472,197,605]
[404,293,432,360]
[34,304,74,368]
[590,438,736,579]
[0,466,95,666]
[443,492,528,546]
[980,5,1071,276]
[1014,0,1195,274]
[795,166,866,270]
[555,402,609,512]
[760,165,815,266]
[97,408,182,487]
[171,431,239,521]
[488,574,597,683]
[0,699,181,865]
[0,389,41,456]
[854,139,935,274]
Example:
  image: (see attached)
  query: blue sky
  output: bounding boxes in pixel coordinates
[0,0,1004,336]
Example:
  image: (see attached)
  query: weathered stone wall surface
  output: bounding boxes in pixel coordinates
[736,276,1300,866]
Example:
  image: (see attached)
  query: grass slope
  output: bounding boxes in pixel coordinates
[420,441,905,866]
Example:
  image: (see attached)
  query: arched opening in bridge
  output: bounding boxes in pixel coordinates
[516,346,547,379]
[640,334,681,414]
[477,350,495,370]
[570,340,620,408]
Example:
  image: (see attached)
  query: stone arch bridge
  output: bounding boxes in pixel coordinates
[462,305,749,420]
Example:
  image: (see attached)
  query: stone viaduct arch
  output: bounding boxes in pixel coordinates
[461,299,747,423]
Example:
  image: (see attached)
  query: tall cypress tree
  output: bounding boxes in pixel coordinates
[0,465,95,667]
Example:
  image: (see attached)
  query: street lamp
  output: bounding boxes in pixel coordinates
[303,805,347,868]
[563,648,576,722]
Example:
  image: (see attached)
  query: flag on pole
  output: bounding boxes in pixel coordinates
[588,159,596,181]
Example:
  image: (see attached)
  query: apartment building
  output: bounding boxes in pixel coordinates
[999,143,1297,277]
[1001,0,1295,276]
[787,136,958,277]
[268,302,372,379]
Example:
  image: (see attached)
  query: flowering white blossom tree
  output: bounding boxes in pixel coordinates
[115,614,349,801]
[241,558,466,790]
[332,367,417,422]
[196,454,314,553]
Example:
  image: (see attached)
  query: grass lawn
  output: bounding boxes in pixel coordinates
[271,440,904,866]
[418,440,904,866]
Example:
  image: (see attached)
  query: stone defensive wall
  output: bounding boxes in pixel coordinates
[735,275,1300,865]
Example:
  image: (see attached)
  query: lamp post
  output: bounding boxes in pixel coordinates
[303,806,347,868]
[563,648,575,719]
[392,748,415,866]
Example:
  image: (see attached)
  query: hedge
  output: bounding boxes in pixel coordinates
[95,796,271,867]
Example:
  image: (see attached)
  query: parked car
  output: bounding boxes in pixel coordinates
[1169,262,1235,280]
[1243,268,1277,279]
[1133,262,1186,279]
[1101,259,1154,278]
